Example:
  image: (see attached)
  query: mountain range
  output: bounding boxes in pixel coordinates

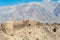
[0,1,60,23]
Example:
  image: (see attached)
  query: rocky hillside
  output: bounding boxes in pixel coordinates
[0,20,60,40]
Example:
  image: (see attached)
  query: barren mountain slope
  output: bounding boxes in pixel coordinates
[0,20,60,40]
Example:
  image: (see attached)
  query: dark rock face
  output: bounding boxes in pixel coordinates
[54,3,60,16]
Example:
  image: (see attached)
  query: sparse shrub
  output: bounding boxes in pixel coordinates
[37,22,43,26]
[37,22,40,25]
[53,28,56,32]
[52,23,60,25]
[46,23,48,25]
[28,24,31,26]
[36,38,39,40]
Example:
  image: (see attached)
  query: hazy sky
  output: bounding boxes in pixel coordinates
[0,0,42,6]
[0,0,59,6]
